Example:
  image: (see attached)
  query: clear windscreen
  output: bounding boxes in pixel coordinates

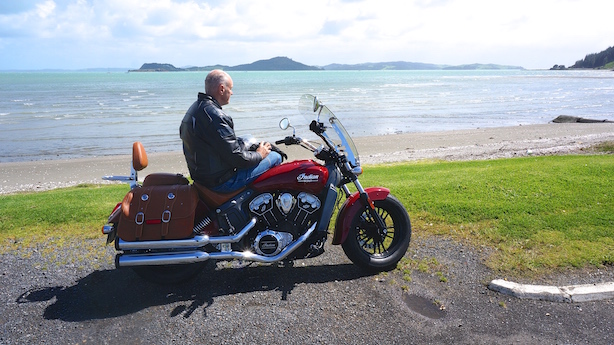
[298,94,360,168]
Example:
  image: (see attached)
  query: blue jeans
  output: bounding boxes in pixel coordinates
[211,152,282,193]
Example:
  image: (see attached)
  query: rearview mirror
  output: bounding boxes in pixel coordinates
[279,118,290,130]
[313,97,321,112]
[279,117,296,136]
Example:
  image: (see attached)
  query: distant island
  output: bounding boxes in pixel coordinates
[130,57,524,72]
[551,45,614,70]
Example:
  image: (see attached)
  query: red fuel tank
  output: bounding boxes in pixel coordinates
[251,160,329,194]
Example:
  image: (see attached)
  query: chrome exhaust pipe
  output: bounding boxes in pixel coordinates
[117,218,257,250]
[116,222,317,267]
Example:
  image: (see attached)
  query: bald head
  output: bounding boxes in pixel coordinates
[205,70,233,106]
[205,70,231,94]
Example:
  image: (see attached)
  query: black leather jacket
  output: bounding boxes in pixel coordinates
[179,93,262,187]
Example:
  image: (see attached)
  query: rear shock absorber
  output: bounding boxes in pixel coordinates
[193,216,212,234]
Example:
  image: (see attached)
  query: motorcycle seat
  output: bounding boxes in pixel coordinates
[193,181,245,208]
[142,173,189,186]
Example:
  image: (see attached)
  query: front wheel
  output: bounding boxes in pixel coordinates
[342,194,411,272]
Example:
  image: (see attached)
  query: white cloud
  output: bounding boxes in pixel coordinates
[35,0,56,18]
[0,0,612,69]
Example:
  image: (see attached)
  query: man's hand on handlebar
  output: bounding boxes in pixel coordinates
[255,141,288,161]
[256,141,271,158]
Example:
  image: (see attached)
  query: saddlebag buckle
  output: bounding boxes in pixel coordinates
[161,210,172,223]
[135,212,145,225]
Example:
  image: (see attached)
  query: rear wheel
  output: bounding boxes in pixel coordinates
[342,195,411,272]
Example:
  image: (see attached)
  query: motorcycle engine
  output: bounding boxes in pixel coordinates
[249,191,321,257]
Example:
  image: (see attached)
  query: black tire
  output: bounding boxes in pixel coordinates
[131,262,208,285]
[341,194,411,272]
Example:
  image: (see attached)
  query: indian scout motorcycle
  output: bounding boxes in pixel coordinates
[101,94,411,284]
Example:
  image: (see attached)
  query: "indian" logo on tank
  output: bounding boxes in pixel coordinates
[297,173,319,183]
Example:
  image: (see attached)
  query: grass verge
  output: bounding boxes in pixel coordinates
[360,154,614,274]
[0,184,127,251]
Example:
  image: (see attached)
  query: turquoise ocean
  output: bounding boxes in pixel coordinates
[1,70,613,162]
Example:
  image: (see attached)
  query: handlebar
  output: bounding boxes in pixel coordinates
[275,136,301,146]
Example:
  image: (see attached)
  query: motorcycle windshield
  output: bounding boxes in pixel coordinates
[298,94,360,168]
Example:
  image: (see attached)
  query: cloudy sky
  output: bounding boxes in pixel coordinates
[0,0,612,70]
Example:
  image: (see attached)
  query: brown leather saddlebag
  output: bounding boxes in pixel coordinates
[117,184,199,241]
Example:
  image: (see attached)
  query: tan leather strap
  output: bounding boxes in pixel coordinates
[134,187,151,240]
[160,185,180,238]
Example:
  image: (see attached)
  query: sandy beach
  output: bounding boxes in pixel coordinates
[1,122,613,195]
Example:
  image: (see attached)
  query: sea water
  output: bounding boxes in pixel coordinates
[1,70,612,162]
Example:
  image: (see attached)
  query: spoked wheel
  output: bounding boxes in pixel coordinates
[342,194,411,272]
[131,262,208,285]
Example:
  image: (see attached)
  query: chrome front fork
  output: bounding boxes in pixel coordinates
[341,164,387,230]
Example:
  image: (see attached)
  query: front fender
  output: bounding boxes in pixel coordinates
[332,187,390,245]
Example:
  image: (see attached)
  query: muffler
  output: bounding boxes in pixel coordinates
[116,222,317,267]
[116,250,210,267]
[116,218,257,250]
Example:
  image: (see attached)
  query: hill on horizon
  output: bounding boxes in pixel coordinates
[132,57,319,72]
[571,45,614,69]
[131,57,524,72]
[550,44,614,70]
[226,57,320,71]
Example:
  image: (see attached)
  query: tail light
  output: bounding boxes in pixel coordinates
[102,224,115,234]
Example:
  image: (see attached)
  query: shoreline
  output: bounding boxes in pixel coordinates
[1,122,613,195]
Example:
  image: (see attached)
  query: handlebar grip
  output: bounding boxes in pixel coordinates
[276,136,299,145]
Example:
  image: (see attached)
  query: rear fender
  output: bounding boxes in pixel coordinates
[332,187,390,245]
[108,202,123,224]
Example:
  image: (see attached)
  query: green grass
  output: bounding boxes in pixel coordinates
[0,184,127,249]
[1,154,613,275]
[360,155,614,274]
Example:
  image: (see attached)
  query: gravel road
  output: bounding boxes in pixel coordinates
[2,234,614,345]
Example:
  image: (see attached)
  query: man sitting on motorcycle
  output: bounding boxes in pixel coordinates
[180,69,282,193]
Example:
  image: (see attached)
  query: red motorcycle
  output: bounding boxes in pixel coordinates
[102,94,411,283]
